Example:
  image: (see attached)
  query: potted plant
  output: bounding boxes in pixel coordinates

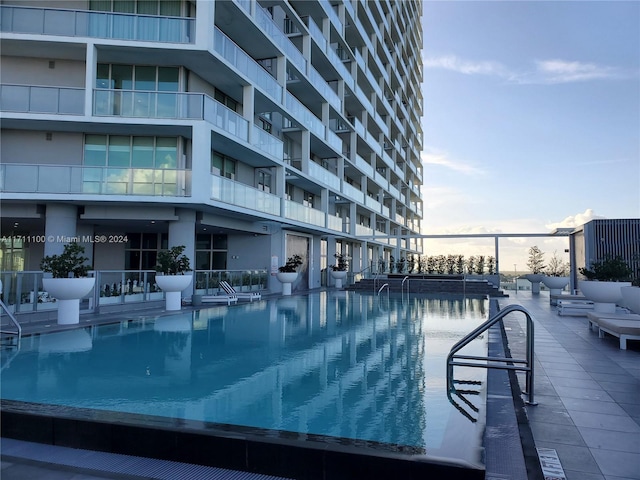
[329,253,350,288]
[525,246,545,294]
[40,243,95,325]
[154,245,192,311]
[541,250,570,295]
[276,254,303,296]
[578,255,632,313]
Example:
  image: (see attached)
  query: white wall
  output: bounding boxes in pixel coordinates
[1,131,84,165]
[0,56,86,87]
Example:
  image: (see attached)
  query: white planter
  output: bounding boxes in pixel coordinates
[620,286,640,314]
[42,277,95,325]
[542,276,570,295]
[525,274,544,294]
[276,272,298,296]
[330,270,348,289]
[579,280,631,313]
[155,274,192,311]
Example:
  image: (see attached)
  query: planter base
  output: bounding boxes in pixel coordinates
[282,283,292,296]
[335,278,344,289]
[165,291,182,311]
[57,299,80,325]
[594,302,617,314]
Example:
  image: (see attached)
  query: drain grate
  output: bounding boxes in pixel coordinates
[536,448,566,479]
[1,438,293,480]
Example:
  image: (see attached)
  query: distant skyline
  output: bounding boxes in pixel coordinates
[420,1,639,270]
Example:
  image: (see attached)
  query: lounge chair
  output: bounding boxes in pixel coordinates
[201,294,238,305]
[595,317,640,350]
[220,281,262,302]
[586,312,640,331]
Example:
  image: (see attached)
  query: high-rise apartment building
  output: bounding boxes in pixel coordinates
[0,0,424,294]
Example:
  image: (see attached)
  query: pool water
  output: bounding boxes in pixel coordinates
[1,291,489,466]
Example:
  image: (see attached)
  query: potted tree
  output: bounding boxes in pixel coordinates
[525,246,545,294]
[329,253,350,288]
[40,243,95,325]
[276,254,303,296]
[578,256,632,313]
[155,245,192,311]
[541,250,570,295]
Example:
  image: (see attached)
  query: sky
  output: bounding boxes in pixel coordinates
[419,0,640,271]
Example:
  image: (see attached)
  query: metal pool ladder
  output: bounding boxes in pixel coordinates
[0,298,21,345]
[447,304,536,408]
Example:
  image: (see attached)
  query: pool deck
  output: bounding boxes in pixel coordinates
[2,290,639,480]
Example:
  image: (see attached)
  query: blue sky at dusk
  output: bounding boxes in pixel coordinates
[420,0,639,267]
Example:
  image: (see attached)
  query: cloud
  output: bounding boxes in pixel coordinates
[424,54,628,84]
[423,55,509,77]
[420,149,485,175]
[545,209,605,230]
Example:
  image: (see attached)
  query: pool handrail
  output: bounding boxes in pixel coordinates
[0,298,21,346]
[446,303,536,406]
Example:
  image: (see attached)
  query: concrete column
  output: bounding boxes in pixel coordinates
[196,0,215,50]
[301,130,311,173]
[44,204,78,256]
[242,85,255,144]
[191,123,212,204]
[85,45,97,117]
[168,209,196,293]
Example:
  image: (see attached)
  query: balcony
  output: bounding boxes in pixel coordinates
[214,27,282,103]
[211,175,280,216]
[327,214,343,232]
[0,164,190,196]
[94,89,204,119]
[308,162,341,191]
[0,5,194,43]
[284,200,325,228]
[1,84,84,115]
[342,182,364,203]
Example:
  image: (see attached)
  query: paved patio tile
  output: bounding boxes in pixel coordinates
[548,377,604,390]
[534,441,601,475]
[564,471,605,480]
[529,421,586,446]
[607,390,640,405]
[555,386,615,402]
[590,449,640,479]
[562,396,631,416]
[590,372,640,385]
[569,411,640,433]
[597,381,640,393]
[546,369,594,380]
[577,427,640,453]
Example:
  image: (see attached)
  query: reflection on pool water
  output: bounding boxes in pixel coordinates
[1,291,489,466]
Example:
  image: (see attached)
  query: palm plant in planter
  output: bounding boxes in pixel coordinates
[525,246,545,294]
[40,243,95,325]
[154,245,192,311]
[329,253,350,288]
[578,255,632,313]
[277,254,303,295]
[541,250,570,294]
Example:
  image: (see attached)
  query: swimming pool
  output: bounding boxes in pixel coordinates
[1,291,489,479]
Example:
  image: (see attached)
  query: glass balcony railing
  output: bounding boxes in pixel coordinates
[0,164,190,196]
[211,175,281,216]
[354,154,374,177]
[284,200,325,227]
[342,182,364,203]
[308,162,341,190]
[0,5,194,43]
[389,183,400,199]
[214,27,282,103]
[253,125,284,160]
[327,214,343,232]
[355,224,373,237]
[205,96,249,141]
[255,4,306,74]
[319,0,342,33]
[94,89,203,119]
[382,204,390,217]
[309,65,341,111]
[374,171,388,189]
[326,128,343,153]
[285,91,324,138]
[1,84,84,115]
[365,195,382,214]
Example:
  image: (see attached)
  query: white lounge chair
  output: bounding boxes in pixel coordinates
[595,317,640,350]
[201,294,238,305]
[220,281,261,302]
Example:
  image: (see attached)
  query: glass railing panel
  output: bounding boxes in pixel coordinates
[374,171,388,189]
[204,96,249,141]
[342,182,364,203]
[307,17,327,51]
[388,183,400,199]
[355,224,373,236]
[382,205,390,217]
[284,200,325,227]
[0,5,193,43]
[307,162,341,190]
[214,27,282,103]
[211,175,281,216]
[253,125,284,159]
[354,154,374,177]
[308,65,341,111]
[255,5,306,73]
[93,90,203,119]
[326,128,343,154]
[328,214,343,232]
[365,195,381,213]
[326,46,353,89]
[319,0,342,32]
[1,84,84,114]
[285,91,324,138]
[232,0,251,13]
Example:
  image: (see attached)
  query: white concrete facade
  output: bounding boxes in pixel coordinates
[0,0,424,293]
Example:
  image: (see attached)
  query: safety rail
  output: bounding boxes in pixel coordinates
[0,298,21,346]
[447,304,536,405]
[401,276,409,297]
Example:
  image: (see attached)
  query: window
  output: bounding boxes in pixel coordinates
[84,136,178,168]
[195,234,228,270]
[257,170,271,193]
[211,151,236,179]
[90,0,182,16]
[259,117,272,134]
[214,88,237,112]
[125,232,168,270]
[96,64,179,91]
[303,191,314,208]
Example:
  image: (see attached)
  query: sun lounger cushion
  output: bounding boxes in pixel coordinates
[593,318,640,349]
